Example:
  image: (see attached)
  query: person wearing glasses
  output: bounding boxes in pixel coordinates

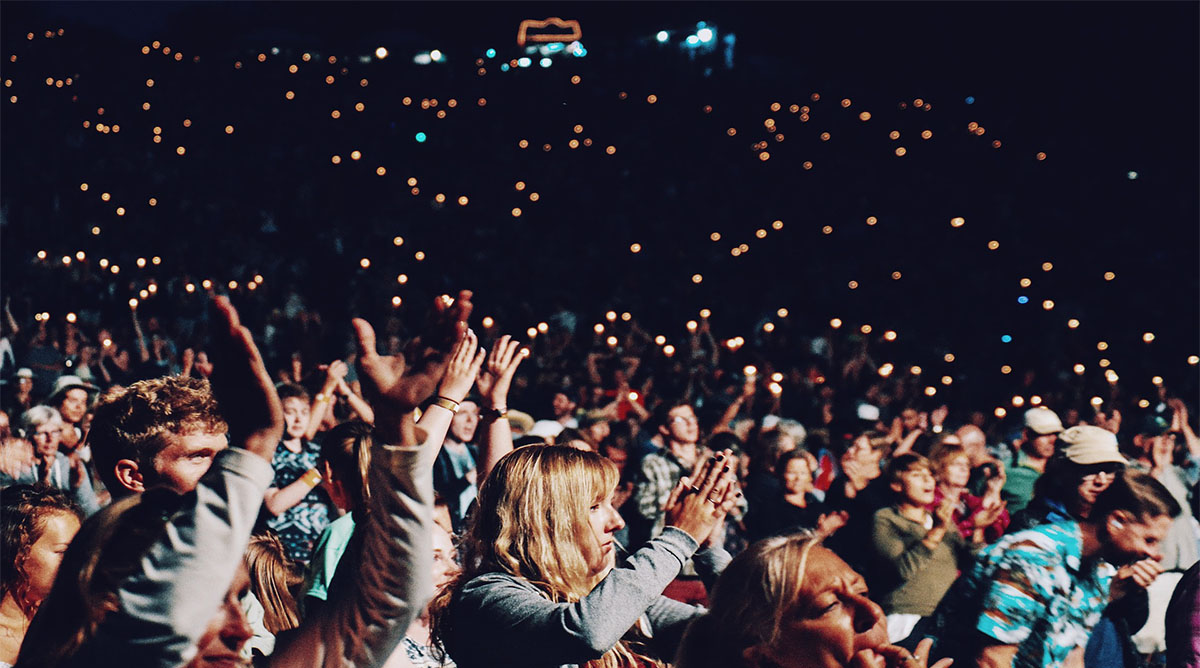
[1008,425,1127,533]
[2,407,101,516]
[628,402,703,549]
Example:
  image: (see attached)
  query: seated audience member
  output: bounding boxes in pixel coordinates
[675,532,951,668]
[433,445,738,668]
[743,428,798,515]
[926,470,1181,668]
[871,454,982,643]
[746,449,841,542]
[1124,409,1200,657]
[47,374,98,453]
[262,382,336,564]
[824,430,890,575]
[1000,407,1064,514]
[930,448,1008,544]
[0,485,83,666]
[1,406,101,516]
[1009,425,1126,532]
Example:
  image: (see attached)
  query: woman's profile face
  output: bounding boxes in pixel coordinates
[24,511,81,605]
[749,548,887,668]
[584,488,625,578]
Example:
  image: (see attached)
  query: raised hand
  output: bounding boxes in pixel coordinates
[973,500,1006,528]
[207,296,284,462]
[353,290,473,444]
[437,329,486,403]
[475,334,528,409]
[663,450,739,544]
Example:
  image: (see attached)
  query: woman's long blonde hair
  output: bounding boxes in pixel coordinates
[432,445,653,668]
[675,532,823,668]
[245,532,302,634]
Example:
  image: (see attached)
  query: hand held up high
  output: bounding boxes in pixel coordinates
[663,449,739,544]
[354,290,473,445]
[208,296,284,462]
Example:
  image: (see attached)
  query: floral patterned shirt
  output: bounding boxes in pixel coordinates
[267,439,335,563]
[937,520,1114,668]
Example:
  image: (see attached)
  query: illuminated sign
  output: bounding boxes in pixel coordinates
[517,17,582,46]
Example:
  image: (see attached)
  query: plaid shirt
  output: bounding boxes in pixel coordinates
[633,448,691,538]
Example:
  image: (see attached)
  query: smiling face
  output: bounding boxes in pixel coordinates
[892,464,937,506]
[783,457,813,495]
[662,404,699,446]
[746,547,888,668]
[940,453,971,488]
[58,388,90,424]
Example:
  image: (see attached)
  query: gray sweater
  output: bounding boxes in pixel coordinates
[445,527,730,668]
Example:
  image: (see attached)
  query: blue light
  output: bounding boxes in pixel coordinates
[414,132,427,143]
[697,28,714,42]
[517,57,531,68]
[1017,296,1029,304]
[656,30,669,42]
[965,96,975,104]
[573,45,587,57]
[686,35,700,46]
[500,63,510,72]
[697,21,707,28]
[486,48,496,58]
[1001,335,1012,343]
[539,57,552,68]
[545,42,564,53]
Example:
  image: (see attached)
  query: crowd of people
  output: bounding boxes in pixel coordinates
[0,285,1196,668]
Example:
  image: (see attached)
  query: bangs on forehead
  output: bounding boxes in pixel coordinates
[586,456,618,502]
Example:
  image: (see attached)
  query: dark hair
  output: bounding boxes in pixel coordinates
[653,399,692,429]
[1091,469,1181,522]
[754,429,795,472]
[708,431,745,457]
[885,453,932,487]
[318,420,373,509]
[17,488,185,666]
[276,382,310,404]
[554,428,588,447]
[1,485,82,613]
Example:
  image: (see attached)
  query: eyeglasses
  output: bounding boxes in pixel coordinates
[1081,464,1123,482]
[671,415,698,425]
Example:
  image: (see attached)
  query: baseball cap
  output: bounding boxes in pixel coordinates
[1059,425,1126,465]
[1137,414,1171,437]
[1024,407,1064,435]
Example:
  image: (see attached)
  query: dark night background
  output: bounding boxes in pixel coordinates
[1,2,1197,410]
